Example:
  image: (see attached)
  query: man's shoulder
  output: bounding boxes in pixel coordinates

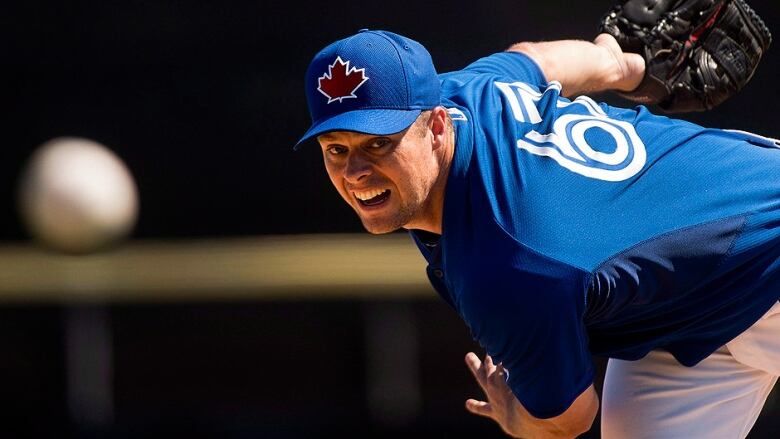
[438,52,547,97]
[440,52,545,82]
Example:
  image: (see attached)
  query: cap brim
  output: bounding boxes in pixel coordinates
[294,108,422,150]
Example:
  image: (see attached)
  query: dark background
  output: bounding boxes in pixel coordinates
[3,0,780,437]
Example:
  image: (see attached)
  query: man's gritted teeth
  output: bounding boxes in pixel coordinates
[353,188,391,206]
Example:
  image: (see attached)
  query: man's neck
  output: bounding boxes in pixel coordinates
[404,126,456,235]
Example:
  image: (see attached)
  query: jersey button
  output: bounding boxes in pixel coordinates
[433,269,444,279]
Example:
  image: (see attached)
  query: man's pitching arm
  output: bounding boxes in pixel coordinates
[465,353,599,439]
[508,33,645,98]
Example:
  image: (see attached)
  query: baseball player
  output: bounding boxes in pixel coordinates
[295,3,778,437]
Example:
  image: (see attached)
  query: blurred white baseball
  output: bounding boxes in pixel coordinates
[18,137,139,254]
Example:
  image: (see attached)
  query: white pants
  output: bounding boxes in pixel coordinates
[602,301,780,439]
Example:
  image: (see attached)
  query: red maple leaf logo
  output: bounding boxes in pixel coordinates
[317,56,369,104]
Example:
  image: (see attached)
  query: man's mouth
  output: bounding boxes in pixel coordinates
[354,189,391,207]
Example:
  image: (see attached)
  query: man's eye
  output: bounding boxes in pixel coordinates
[327,146,346,155]
[369,138,391,149]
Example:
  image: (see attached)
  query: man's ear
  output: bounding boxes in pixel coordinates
[430,106,449,151]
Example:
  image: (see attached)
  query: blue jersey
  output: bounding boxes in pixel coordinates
[411,51,780,419]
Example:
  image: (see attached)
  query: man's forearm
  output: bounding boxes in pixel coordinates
[505,408,583,439]
[505,385,599,439]
[508,34,645,97]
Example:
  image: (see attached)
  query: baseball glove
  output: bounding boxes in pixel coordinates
[600,0,772,112]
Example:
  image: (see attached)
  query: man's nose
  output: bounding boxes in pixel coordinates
[343,151,372,183]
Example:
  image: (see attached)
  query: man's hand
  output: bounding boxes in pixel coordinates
[600,0,772,112]
[464,352,598,438]
[465,352,526,437]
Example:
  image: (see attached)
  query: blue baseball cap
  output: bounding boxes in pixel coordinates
[295,29,441,149]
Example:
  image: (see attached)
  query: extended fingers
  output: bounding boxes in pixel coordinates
[466,352,510,394]
[464,355,513,422]
[466,353,503,379]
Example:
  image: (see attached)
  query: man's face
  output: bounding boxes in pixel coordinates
[317,116,441,234]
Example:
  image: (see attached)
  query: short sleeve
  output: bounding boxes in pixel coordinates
[462,51,547,88]
[456,248,595,419]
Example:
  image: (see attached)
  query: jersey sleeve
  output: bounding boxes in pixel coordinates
[462,51,548,87]
[457,250,595,419]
